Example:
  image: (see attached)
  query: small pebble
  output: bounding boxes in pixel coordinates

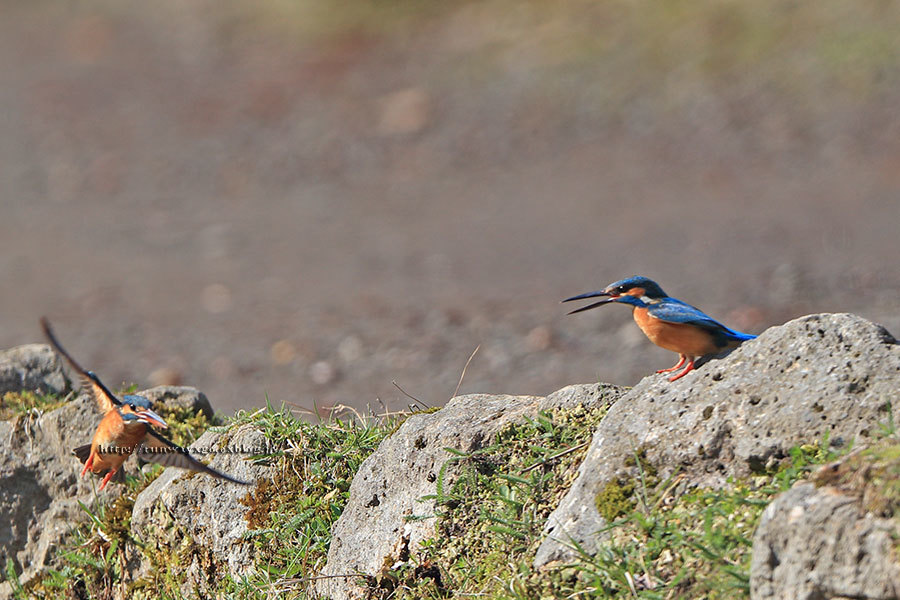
[377,87,431,136]
[202,283,232,313]
[209,356,235,379]
[310,361,336,385]
[337,335,363,364]
[270,340,297,365]
[526,325,553,351]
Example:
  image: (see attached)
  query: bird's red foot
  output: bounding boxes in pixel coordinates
[98,470,116,490]
[668,358,696,382]
[656,355,687,374]
[80,454,94,477]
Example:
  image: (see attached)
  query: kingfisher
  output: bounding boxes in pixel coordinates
[41,318,250,489]
[562,276,756,381]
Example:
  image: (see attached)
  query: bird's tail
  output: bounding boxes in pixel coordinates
[726,330,757,342]
[72,444,92,464]
[73,445,126,483]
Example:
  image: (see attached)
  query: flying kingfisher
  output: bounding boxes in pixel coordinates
[563,276,757,381]
[41,318,250,489]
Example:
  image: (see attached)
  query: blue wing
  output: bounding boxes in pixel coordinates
[647,299,755,342]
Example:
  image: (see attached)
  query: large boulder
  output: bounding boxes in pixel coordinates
[1,393,103,585]
[535,313,899,567]
[0,343,68,396]
[750,482,900,600]
[139,385,215,420]
[317,383,624,600]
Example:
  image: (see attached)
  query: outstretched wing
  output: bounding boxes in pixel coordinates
[41,317,121,412]
[137,429,251,485]
[648,299,751,340]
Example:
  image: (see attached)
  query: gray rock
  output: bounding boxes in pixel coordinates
[130,425,269,595]
[139,385,214,419]
[534,313,900,567]
[0,344,68,396]
[317,383,623,600]
[0,385,215,592]
[750,482,900,600]
[0,394,108,593]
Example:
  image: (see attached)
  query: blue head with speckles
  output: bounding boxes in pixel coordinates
[119,395,167,429]
[562,276,668,313]
[123,394,153,409]
[602,276,667,299]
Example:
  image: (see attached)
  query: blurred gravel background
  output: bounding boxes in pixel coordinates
[2,0,899,414]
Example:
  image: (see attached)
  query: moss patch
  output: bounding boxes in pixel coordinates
[155,404,218,448]
[597,447,661,521]
[596,479,637,522]
[813,437,900,519]
[222,405,398,598]
[0,390,69,421]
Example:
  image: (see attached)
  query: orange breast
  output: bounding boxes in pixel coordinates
[632,307,720,357]
[88,452,128,475]
[89,413,141,474]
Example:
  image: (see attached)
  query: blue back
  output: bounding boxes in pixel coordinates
[648,298,756,345]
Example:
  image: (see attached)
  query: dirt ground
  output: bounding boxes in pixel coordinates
[2,1,899,415]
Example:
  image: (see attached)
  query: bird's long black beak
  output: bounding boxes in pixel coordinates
[137,408,168,429]
[561,291,615,315]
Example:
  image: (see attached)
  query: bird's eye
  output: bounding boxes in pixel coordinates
[128,403,135,410]
[616,286,627,293]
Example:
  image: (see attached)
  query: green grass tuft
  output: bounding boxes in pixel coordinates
[372,404,610,599]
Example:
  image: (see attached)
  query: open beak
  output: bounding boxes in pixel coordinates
[561,290,616,315]
[137,408,168,429]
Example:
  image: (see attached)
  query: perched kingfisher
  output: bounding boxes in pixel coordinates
[562,276,756,381]
[41,318,250,489]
